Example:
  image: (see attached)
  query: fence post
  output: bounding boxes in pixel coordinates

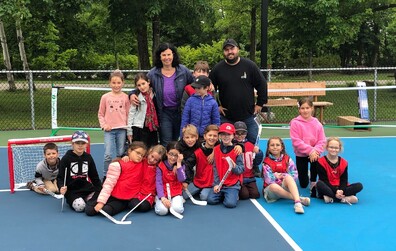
[373,68,378,121]
[28,71,35,130]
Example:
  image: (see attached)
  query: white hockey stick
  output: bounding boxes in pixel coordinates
[99,209,131,225]
[121,193,152,222]
[253,116,262,159]
[61,168,67,212]
[185,189,207,206]
[217,156,235,191]
[166,183,183,219]
[31,183,64,199]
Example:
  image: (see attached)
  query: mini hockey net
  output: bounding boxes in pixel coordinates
[7,135,90,193]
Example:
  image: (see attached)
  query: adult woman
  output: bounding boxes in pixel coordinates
[131,43,194,146]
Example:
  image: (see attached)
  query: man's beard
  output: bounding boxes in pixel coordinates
[225,56,239,64]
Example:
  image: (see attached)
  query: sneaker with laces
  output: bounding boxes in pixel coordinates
[294,202,304,214]
[26,181,35,190]
[323,195,334,203]
[341,195,358,204]
[300,197,310,206]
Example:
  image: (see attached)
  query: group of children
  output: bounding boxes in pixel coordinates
[27,68,363,216]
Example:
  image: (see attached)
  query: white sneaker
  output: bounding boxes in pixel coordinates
[294,202,304,214]
[323,195,334,203]
[300,197,310,206]
[341,195,358,205]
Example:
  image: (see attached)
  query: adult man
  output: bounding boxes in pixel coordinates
[209,38,268,144]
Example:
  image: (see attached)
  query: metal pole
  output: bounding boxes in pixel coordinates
[373,68,378,121]
[28,71,35,129]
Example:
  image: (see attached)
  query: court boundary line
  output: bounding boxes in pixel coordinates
[250,199,302,251]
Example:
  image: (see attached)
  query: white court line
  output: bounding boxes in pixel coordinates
[250,199,302,251]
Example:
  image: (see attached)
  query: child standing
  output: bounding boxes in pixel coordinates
[290,97,326,197]
[233,121,263,200]
[181,61,212,112]
[155,142,186,216]
[57,131,102,212]
[207,123,244,208]
[184,125,219,201]
[317,137,363,204]
[127,73,159,148]
[85,141,147,216]
[262,137,310,214]
[181,75,220,137]
[27,143,60,195]
[98,69,130,179]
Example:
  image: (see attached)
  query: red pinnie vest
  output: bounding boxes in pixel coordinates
[158,161,183,197]
[241,141,255,178]
[214,146,241,187]
[318,157,347,187]
[111,160,144,200]
[263,155,290,187]
[193,148,214,188]
[139,160,157,196]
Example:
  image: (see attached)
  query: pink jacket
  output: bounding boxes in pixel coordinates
[98,92,130,129]
[290,115,326,157]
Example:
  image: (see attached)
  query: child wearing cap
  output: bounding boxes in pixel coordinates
[181,61,213,112]
[57,131,102,212]
[181,75,220,138]
[233,121,264,199]
[207,123,244,208]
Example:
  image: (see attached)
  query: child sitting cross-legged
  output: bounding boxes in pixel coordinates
[262,136,310,214]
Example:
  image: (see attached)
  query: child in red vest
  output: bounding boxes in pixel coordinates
[184,124,219,201]
[262,137,310,214]
[233,121,263,200]
[155,141,186,216]
[85,141,147,216]
[207,123,244,208]
[317,137,363,204]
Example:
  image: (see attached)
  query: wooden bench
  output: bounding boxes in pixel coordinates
[263,81,333,124]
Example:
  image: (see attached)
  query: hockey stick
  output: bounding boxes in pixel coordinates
[99,209,131,225]
[166,183,183,219]
[185,189,207,206]
[253,116,262,159]
[217,156,235,191]
[121,193,152,222]
[61,168,67,212]
[31,183,64,199]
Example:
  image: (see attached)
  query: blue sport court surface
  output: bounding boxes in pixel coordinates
[0,137,394,251]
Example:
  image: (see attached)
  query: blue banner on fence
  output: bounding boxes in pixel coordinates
[356,81,370,120]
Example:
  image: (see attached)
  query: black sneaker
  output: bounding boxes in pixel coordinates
[310,186,317,198]
[26,181,34,190]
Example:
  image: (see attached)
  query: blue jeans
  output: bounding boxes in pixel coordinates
[159,107,181,146]
[183,183,211,201]
[207,187,240,208]
[220,115,259,144]
[103,129,126,176]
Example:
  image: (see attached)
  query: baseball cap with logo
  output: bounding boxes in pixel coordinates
[219,123,236,135]
[234,121,247,132]
[71,130,89,143]
[191,75,211,89]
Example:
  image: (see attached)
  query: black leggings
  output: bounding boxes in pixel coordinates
[316,180,363,201]
[295,156,319,188]
[85,196,152,216]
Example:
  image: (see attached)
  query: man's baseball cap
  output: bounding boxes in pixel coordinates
[191,75,211,89]
[222,38,239,50]
[219,123,235,135]
[234,121,247,132]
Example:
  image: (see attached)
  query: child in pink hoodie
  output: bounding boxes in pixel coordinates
[290,97,326,197]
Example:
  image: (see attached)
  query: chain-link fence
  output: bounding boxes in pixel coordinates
[0,67,395,131]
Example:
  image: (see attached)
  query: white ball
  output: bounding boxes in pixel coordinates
[72,197,86,212]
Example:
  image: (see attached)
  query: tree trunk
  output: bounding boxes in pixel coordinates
[0,20,16,91]
[308,49,313,82]
[151,14,160,66]
[16,19,35,90]
[371,23,380,67]
[137,25,150,70]
[249,6,257,62]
